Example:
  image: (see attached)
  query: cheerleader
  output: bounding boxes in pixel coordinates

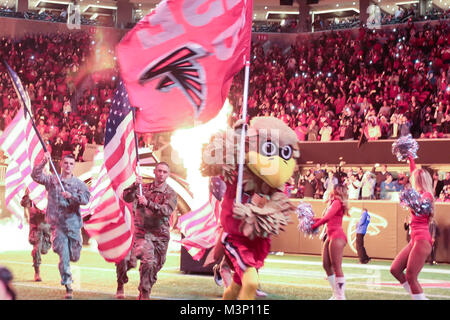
[390,156,434,300]
[311,184,349,300]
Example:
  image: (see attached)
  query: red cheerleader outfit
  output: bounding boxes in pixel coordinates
[220,180,271,286]
[409,197,433,246]
[312,199,347,242]
[408,157,433,246]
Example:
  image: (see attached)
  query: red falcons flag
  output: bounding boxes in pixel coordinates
[116,0,253,133]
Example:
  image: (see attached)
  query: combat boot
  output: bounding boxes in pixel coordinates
[64,284,73,299]
[115,283,125,299]
[137,289,150,300]
[34,266,42,282]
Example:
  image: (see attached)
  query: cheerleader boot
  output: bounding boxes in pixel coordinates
[327,274,336,300]
[401,281,411,294]
[222,280,241,300]
[411,293,429,300]
[238,267,258,300]
[334,277,346,300]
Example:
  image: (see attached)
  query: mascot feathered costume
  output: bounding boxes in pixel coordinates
[201,116,300,300]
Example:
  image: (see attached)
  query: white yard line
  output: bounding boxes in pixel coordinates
[265,257,450,275]
[12,282,187,300]
[0,260,179,274]
[261,280,450,299]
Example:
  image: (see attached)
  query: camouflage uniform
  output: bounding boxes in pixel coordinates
[20,195,51,270]
[115,239,137,289]
[31,158,91,286]
[121,180,177,297]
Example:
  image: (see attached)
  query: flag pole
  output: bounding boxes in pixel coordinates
[236,60,251,204]
[131,107,143,196]
[23,107,65,192]
[3,61,66,192]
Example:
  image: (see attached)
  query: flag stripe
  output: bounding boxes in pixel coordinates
[0,65,47,222]
[177,191,221,260]
[82,80,136,263]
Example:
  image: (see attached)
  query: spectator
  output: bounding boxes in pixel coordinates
[306,119,319,141]
[396,171,409,191]
[356,167,365,183]
[346,172,361,200]
[299,170,316,199]
[432,172,445,198]
[294,121,308,141]
[398,115,412,137]
[319,121,333,141]
[339,118,354,140]
[375,164,390,198]
[444,172,450,186]
[323,170,339,200]
[361,171,377,200]
[436,185,450,202]
[380,173,397,200]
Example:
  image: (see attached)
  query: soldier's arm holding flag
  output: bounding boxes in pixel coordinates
[31,152,52,188]
[65,179,91,207]
[122,175,142,203]
[139,190,177,220]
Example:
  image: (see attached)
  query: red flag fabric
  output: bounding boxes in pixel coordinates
[116,0,253,133]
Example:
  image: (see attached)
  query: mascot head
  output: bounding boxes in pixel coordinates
[245,117,300,189]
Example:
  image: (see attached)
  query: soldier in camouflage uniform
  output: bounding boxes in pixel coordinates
[114,241,137,299]
[120,162,177,300]
[31,152,91,299]
[20,193,51,282]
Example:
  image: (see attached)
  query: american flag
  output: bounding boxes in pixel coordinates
[104,80,137,194]
[0,64,47,223]
[83,79,136,262]
[177,192,221,260]
[80,147,105,219]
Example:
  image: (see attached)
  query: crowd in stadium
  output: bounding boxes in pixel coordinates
[230,20,449,141]
[289,163,450,202]
[0,31,112,162]
[0,19,449,201]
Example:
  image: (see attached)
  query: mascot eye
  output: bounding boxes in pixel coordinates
[280,145,293,160]
[261,141,277,157]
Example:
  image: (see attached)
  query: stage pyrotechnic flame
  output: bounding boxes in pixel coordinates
[170,100,232,208]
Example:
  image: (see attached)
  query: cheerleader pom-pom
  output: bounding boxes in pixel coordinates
[392,134,418,162]
[296,202,319,236]
[399,188,433,216]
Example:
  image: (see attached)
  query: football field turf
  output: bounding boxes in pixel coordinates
[1,244,449,300]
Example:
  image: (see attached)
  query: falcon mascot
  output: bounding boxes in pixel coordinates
[201,116,300,300]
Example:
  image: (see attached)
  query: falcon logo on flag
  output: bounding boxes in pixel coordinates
[116,0,253,133]
[139,44,208,117]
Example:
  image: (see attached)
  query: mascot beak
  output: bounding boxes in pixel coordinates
[246,151,296,189]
